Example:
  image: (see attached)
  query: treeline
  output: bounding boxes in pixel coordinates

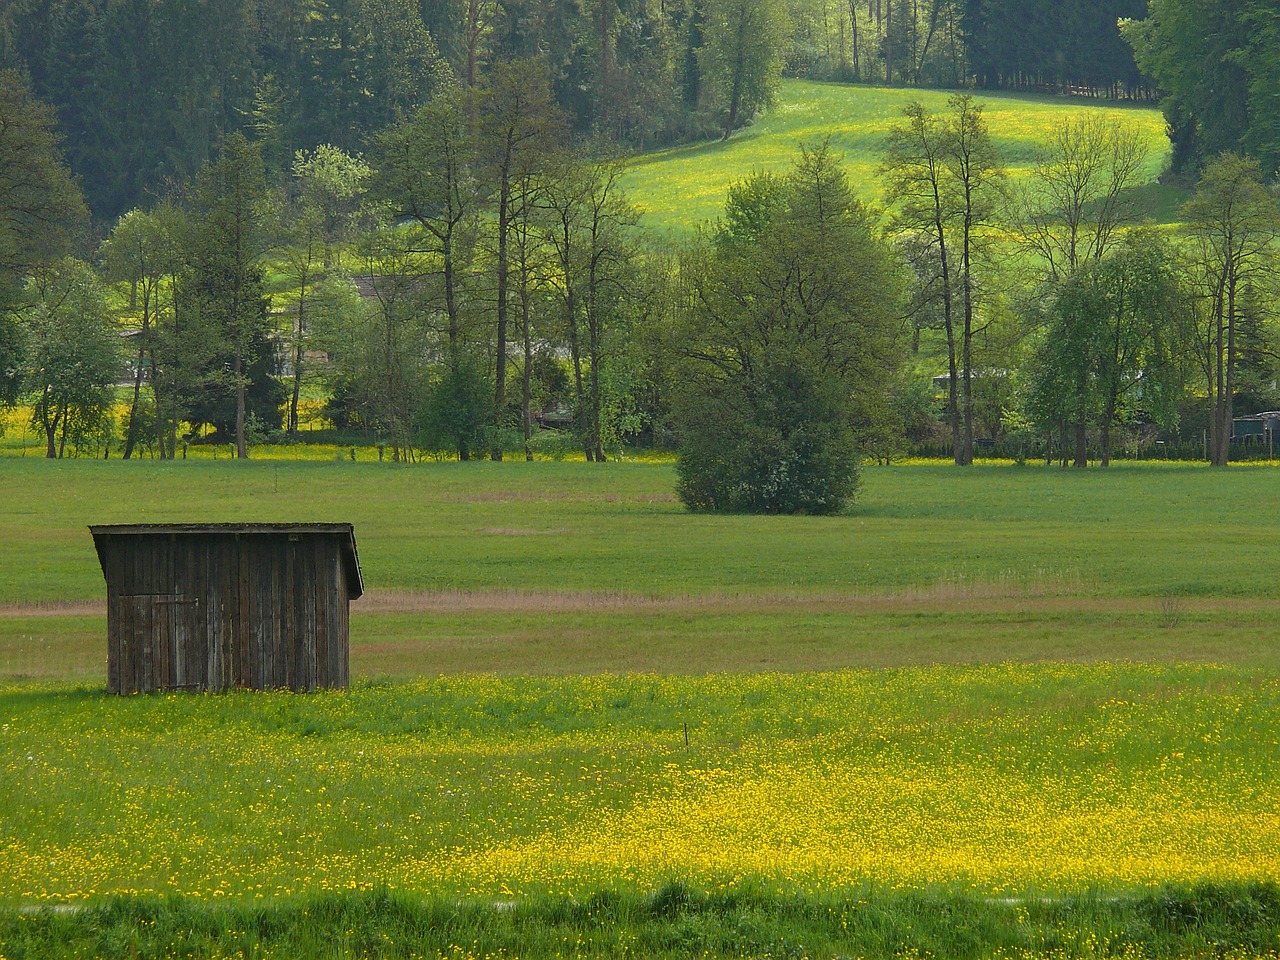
[1124,0,1280,178]
[962,0,1148,96]
[5,58,1280,513]
[0,0,1152,220]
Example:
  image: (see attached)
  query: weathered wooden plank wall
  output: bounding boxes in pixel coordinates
[98,530,353,694]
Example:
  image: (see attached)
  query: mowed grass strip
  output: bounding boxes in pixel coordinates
[1,663,1277,903]
[622,80,1171,236]
[9,595,1280,683]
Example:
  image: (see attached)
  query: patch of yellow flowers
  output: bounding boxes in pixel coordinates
[1,663,1277,902]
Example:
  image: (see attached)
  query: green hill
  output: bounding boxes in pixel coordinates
[623,80,1172,237]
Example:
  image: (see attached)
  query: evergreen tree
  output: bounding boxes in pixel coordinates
[184,133,277,458]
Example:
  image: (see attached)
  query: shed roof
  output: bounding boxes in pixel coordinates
[89,523,364,599]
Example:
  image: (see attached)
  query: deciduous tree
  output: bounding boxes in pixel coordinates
[185,133,275,459]
[677,141,901,513]
[1183,154,1280,466]
[19,258,122,458]
[699,0,787,140]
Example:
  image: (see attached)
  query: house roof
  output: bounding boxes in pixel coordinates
[88,523,364,599]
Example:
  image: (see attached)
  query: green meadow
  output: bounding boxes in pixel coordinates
[622,80,1172,236]
[2,458,1280,681]
[3,459,1280,955]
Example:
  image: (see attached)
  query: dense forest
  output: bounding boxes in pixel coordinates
[0,0,1154,220]
[3,0,1280,511]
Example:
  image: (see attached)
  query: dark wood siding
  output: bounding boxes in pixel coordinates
[93,526,358,694]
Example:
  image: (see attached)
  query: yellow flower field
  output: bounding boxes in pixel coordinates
[1,663,1276,905]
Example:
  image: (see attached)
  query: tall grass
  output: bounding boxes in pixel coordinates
[6,883,1280,959]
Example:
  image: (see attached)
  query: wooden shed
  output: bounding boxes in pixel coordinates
[90,523,363,694]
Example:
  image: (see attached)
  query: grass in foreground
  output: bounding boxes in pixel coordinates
[2,664,1277,904]
[6,883,1280,959]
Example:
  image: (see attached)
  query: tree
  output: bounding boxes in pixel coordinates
[283,143,369,434]
[1122,0,1280,176]
[416,349,493,460]
[337,219,433,460]
[541,151,640,462]
[1024,232,1189,467]
[699,0,788,140]
[19,258,122,458]
[185,133,275,458]
[1183,153,1280,466]
[0,68,88,411]
[882,94,1004,465]
[475,59,565,461]
[0,69,85,289]
[371,86,475,353]
[676,141,902,513]
[1013,114,1150,282]
[101,206,178,459]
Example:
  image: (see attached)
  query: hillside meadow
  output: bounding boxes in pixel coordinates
[621,80,1172,236]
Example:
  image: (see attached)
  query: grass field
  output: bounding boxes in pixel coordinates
[622,80,1172,236]
[4,458,1280,681]
[3,459,1280,956]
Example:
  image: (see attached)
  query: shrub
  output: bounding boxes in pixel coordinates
[675,362,859,515]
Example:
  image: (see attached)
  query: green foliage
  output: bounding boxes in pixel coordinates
[416,352,495,461]
[698,0,789,138]
[5,883,1280,959]
[1182,153,1280,465]
[1024,231,1190,465]
[182,134,278,455]
[676,361,859,513]
[676,141,900,513]
[1123,0,1280,176]
[964,0,1147,94]
[17,258,121,458]
[0,69,85,282]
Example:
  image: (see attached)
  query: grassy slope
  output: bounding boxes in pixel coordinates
[622,80,1172,237]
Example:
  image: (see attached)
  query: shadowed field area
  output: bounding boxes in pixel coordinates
[6,591,1280,682]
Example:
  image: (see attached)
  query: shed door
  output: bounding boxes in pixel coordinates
[119,595,201,692]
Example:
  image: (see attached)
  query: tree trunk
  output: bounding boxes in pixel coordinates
[849,0,860,79]
[466,0,481,87]
[43,390,58,459]
[235,352,248,459]
[122,290,149,460]
[289,279,306,435]
[884,0,892,83]
[1219,271,1238,466]
[520,238,534,462]
[1073,417,1088,468]
[722,0,750,140]
[492,164,511,462]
